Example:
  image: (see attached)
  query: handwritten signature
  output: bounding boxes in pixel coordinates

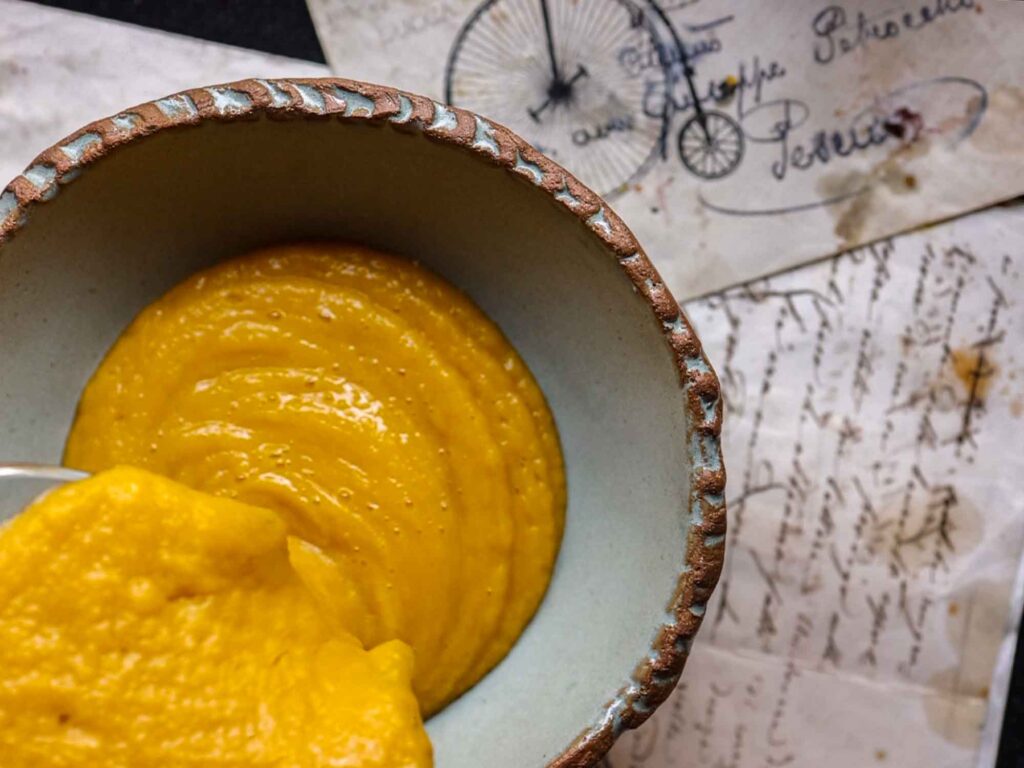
[752,98,906,182]
[755,77,985,182]
[618,14,734,77]
[812,0,977,65]
[610,2,989,214]
[693,76,987,216]
[627,35,985,195]
[640,55,788,126]
[572,114,635,147]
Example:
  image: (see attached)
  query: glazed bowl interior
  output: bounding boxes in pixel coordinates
[0,115,693,766]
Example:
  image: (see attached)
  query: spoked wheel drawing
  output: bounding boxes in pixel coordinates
[445,0,673,198]
[446,0,745,190]
[677,110,744,180]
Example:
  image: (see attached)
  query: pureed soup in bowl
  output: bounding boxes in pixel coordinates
[0,79,725,767]
[3,243,565,765]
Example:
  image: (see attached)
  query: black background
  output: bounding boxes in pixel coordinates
[34,0,327,62]
[26,1,1024,765]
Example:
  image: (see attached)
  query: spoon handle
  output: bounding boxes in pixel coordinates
[0,464,89,483]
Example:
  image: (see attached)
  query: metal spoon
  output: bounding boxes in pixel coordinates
[0,463,88,483]
[0,464,89,522]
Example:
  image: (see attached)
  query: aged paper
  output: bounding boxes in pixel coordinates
[308,0,1024,297]
[977,545,1024,768]
[0,0,328,185]
[602,203,1024,767]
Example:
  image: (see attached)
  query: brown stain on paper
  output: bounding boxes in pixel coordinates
[823,79,1013,247]
[923,578,1013,747]
[967,86,1024,156]
[875,495,983,577]
[950,347,998,402]
[819,132,931,246]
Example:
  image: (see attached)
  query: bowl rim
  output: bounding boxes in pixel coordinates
[0,76,726,767]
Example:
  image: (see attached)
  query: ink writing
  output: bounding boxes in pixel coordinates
[572,114,635,147]
[376,1,459,46]
[812,0,977,65]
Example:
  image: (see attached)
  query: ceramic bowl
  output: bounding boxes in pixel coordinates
[0,78,725,767]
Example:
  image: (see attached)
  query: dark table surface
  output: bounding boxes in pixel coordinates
[27,1,1024,764]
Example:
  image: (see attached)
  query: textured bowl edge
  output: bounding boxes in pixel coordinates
[0,76,727,768]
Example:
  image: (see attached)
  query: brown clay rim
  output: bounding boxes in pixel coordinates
[0,77,726,767]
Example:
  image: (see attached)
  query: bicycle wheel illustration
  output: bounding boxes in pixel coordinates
[445,0,673,197]
[677,109,744,180]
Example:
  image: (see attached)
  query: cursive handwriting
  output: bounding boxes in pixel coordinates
[619,31,728,78]
[812,0,977,65]
[728,76,978,181]
[375,1,459,46]
[763,101,895,180]
[641,55,787,124]
[733,58,788,123]
[701,77,986,216]
[572,114,635,147]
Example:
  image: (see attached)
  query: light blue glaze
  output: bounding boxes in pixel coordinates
[690,497,704,527]
[688,603,707,617]
[59,133,102,163]
[513,151,543,184]
[632,697,653,715]
[554,180,580,207]
[206,88,253,115]
[697,390,718,424]
[703,433,723,473]
[155,95,198,120]
[601,634,688,733]
[0,190,18,225]
[587,207,611,235]
[690,431,722,473]
[604,693,632,737]
[256,79,291,108]
[472,116,499,156]
[390,95,413,124]
[704,533,726,548]
[663,315,686,335]
[684,354,711,375]
[111,113,141,134]
[23,164,56,191]
[649,669,679,690]
[293,84,325,113]
[619,252,641,266]
[332,87,375,117]
[430,101,458,132]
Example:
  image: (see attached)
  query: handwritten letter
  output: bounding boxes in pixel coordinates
[605,203,1024,767]
[309,0,1024,297]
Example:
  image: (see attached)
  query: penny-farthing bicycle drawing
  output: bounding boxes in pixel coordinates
[445,0,744,197]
